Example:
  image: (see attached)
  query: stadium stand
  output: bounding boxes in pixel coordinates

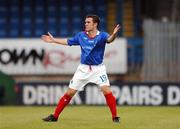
[0,0,109,38]
[0,0,143,38]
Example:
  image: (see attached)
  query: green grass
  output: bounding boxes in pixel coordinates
[0,106,180,129]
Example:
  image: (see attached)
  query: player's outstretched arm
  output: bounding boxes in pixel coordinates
[107,24,121,44]
[41,32,68,45]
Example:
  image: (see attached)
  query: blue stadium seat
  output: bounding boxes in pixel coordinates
[35,17,44,25]
[47,6,57,17]
[0,31,6,37]
[22,0,32,6]
[59,30,69,37]
[59,0,68,19]
[72,17,82,31]
[72,0,81,3]
[59,18,70,37]
[47,18,57,36]
[22,28,32,37]
[9,29,19,37]
[21,18,33,37]
[99,17,106,31]
[10,6,19,18]
[72,29,81,35]
[22,17,32,25]
[85,5,94,12]
[95,0,106,5]
[72,17,81,24]
[47,17,56,28]
[22,19,33,38]
[35,5,44,18]
[59,17,68,25]
[35,0,45,6]
[60,6,69,17]
[0,6,7,18]
[0,18,6,27]
[0,19,6,37]
[35,27,45,37]
[60,0,68,6]
[34,17,45,37]
[35,5,44,12]
[8,17,20,37]
[34,28,47,37]
[22,5,31,12]
[58,22,69,37]
[10,0,20,5]
[84,5,94,14]
[0,0,6,4]
[47,26,57,36]
[96,5,106,16]
[83,0,94,13]
[70,4,81,18]
[71,22,81,36]
[72,5,81,12]
[22,6,32,18]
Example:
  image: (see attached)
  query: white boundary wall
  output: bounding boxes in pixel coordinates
[0,38,127,75]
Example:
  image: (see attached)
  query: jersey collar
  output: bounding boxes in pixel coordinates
[85,30,100,39]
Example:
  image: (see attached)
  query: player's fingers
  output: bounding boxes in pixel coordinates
[41,35,51,42]
[114,24,119,28]
[115,25,121,32]
[47,32,51,36]
[41,35,45,39]
[116,24,120,29]
[41,35,48,40]
[48,32,53,38]
[41,35,47,38]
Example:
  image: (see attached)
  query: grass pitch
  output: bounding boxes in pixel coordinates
[0,106,180,129]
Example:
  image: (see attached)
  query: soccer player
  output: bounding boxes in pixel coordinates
[41,14,121,123]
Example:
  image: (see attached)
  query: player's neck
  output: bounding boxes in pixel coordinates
[87,29,98,37]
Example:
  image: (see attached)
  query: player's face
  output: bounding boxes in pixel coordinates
[85,18,97,32]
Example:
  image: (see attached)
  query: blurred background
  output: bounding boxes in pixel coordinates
[0,0,180,106]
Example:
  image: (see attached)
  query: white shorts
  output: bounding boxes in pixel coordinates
[69,63,110,91]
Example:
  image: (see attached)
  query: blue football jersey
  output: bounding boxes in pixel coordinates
[67,31,109,65]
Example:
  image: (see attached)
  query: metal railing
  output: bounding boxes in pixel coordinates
[142,20,180,82]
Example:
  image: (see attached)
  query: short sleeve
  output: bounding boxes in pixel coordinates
[102,32,110,42]
[67,33,80,46]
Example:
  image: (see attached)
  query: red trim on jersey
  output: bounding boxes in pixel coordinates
[84,31,98,39]
[89,65,92,71]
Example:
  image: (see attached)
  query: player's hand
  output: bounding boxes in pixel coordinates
[112,24,121,35]
[41,32,55,43]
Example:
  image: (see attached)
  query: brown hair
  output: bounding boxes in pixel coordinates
[86,14,100,28]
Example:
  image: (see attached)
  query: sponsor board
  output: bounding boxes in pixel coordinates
[0,38,127,74]
[15,82,180,106]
